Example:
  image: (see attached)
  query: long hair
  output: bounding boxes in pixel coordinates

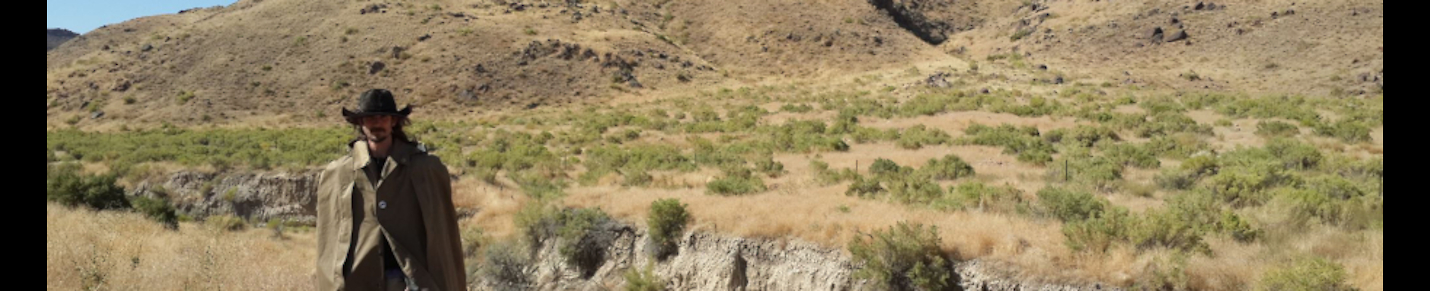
[351,117,415,146]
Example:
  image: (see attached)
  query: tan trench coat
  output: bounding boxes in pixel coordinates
[316,140,466,291]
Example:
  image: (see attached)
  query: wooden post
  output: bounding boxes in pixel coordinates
[1064,159,1070,183]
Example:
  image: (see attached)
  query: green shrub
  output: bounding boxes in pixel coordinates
[934,183,1026,213]
[1063,206,1131,253]
[896,125,953,150]
[1127,207,1211,254]
[222,188,238,203]
[1133,113,1213,138]
[176,91,196,105]
[1010,29,1034,41]
[812,160,859,185]
[47,127,351,170]
[917,155,976,181]
[1181,155,1222,177]
[583,145,695,185]
[482,241,531,287]
[1196,141,1315,207]
[1038,187,1107,222]
[1313,120,1372,143]
[898,93,959,116]
[780,103,816,113]
[1275,187,1341,223]
[1102,143,1161,169]
[707,167,767,196]
[1218,96,1322,125]
[622,170,654,187]
[131,196,179,230]
[1051,148,1125,190]
[1155,168,1199,191]
[851,127,897,144]
[1203,168,1281,207]
[516,205,613,274]
[46,166,130,211]
[1303,175,1367,200]
[1256,121,1301,138]
[754,156,786,178]
[870,158,907,177]
[85,99,106,112]
[206,215,248,232]
[1257,258,1358,291]
[961,124,1055,165]
[560,208,612,272]
[1056,125,1121,148]
[1135,254,1193,291]
[1218,211,1261,243]
[849,223,955,291]
[648,199,690,251]
[1060,190,1242,254]
[1138,96,1188,115]
[1265,139,1323,171]
[691,109,721,123]
[996,97,1064,117]
[513,172,566,200]
[460,226,489,258]
[1273,175,1375,226]
[846,176,886,198]
[885,176,947,205]
[1330,97,1384,127]
[1144,133,1212,159]
[1142,191,1255,249]
[623,266,667,291]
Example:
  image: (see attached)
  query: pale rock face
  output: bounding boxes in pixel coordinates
[477,224,1120,291]
[131,171,319,224]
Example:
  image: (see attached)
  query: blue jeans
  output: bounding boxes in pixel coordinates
[385,269,413,291]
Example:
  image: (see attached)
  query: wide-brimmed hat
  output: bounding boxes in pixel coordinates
[342,89,411,124]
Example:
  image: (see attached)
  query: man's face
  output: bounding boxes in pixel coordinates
[360,115,395,143]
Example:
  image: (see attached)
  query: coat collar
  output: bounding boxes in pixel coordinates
[350,140,421,171]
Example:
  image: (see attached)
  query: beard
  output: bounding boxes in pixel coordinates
[366,129,390,143]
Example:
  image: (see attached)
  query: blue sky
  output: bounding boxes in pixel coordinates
[48,0,238,34]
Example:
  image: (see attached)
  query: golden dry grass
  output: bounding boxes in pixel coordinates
[47,204,316,291]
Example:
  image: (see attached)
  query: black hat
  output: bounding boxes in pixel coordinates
[342,89,412,123]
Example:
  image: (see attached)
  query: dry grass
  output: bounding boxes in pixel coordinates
[1371,127,1384,146]
[46,204,316,291]
[452,176,529,239]
[1172,229,1383,291]
[1189,110,1271,150]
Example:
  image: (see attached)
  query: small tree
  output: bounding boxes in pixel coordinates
[648,199,690,258]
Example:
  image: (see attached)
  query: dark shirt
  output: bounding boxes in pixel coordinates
[347,156,403,277]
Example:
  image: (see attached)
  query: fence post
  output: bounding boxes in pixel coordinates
[1064,159,1070,183]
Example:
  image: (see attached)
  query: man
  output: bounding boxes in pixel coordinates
[316,89,466,291]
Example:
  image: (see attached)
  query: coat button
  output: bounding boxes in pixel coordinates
[378,201,388,210]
